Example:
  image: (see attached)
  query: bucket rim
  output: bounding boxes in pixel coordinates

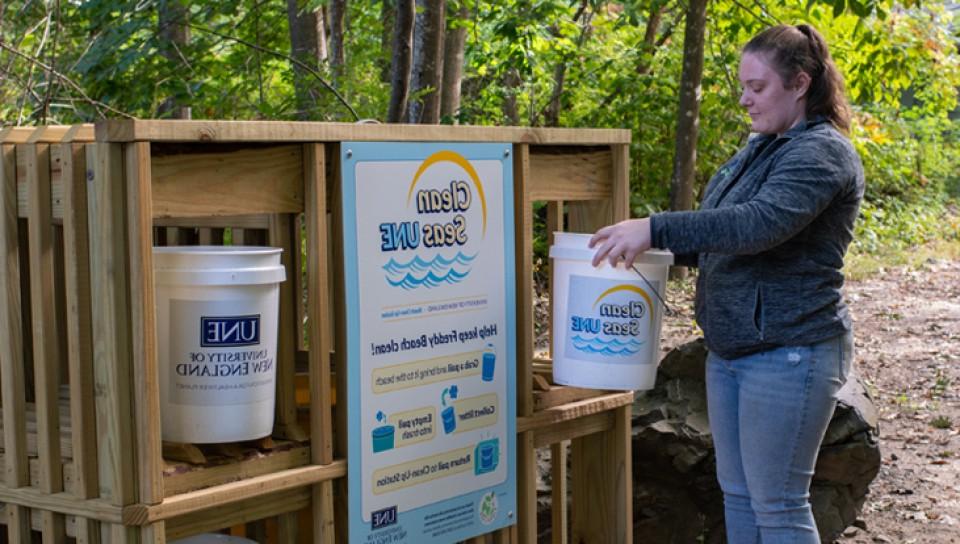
[153,245,282,256]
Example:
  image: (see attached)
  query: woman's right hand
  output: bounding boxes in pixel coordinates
[588,218,652,268]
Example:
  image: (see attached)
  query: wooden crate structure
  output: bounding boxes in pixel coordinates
[0,121,635,543]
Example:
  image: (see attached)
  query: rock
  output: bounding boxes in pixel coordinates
[843,526,859,537]
[629,338,882,543]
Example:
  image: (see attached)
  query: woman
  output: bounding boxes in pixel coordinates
[590,24,864,543]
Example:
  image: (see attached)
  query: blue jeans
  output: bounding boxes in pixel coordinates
[706,331,853,544]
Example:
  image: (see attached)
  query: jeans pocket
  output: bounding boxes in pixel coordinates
[838,331,853,384]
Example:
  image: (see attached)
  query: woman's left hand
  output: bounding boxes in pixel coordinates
[589,218,652,268]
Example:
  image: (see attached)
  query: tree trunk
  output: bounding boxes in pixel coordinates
[286,0,326,120]
[328,0,346,85]
[387,0,415,123]
[543,3,591,127]
[439,1,468,123]
[379,1,396,84]
[669,0,706,214]
[157,0,191,119]
[406,0,446,124]
[668,0,706,279]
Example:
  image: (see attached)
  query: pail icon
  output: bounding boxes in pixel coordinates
[549,233,672,390]
[372,425,395,452]
[441,406,457,434]
[474,438,499,474]
[154,246,286,443]
[482,344,496,382]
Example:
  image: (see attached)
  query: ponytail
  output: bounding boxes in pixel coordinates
[744,24,851,133]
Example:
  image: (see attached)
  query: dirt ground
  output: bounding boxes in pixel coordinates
[655,258,960,544]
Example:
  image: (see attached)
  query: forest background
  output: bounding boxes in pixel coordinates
[1,0,958,268]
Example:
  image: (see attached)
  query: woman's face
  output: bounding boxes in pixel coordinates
[738,51,808,136]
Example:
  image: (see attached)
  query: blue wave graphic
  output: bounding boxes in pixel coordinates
[572,335,644,356]
[383,252,477,290]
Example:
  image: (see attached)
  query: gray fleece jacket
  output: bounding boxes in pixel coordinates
[650,118,865,359]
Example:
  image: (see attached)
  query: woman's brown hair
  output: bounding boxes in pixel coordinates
[744,24,851,133]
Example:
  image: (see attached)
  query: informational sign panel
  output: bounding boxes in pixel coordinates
[341,142,516,543]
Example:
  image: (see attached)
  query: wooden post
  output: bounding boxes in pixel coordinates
[87,142,142,542]
[269,212,309,442]
[125,142,167,543]
[25,142,67,541]
[0,140,31,542]
[513,144,537,543]
[305,142,337,543]
[61,141,102,543]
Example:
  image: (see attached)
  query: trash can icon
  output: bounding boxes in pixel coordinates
[482,344,496,382]
[474,438,499,475]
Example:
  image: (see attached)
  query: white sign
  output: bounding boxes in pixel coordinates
[341,142,516,543]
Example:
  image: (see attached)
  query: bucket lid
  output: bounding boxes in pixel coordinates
[549,232,673,266]
[153,246,286,286]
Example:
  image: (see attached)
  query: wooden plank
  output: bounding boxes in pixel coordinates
[152,215,270,230]
[162,443,310,497]
[0,485,123,523]
[125,142,164,508]
[551,442,568,544]
[268,213,307,442]
[151,145,303,217]
[0,126,37,144]
[529,149,613,201]
[517,392,633,434]
[87,143,139,506]
[330,144,350,544]
[164,487,310,542]
[513,144,533,418]
[25,125,95,144]
[611,144,630,223]
[16,143,66,221]
[517,431,537,544]
[534,385,606,412]
[546,202,563,364]
[304,142,337,543]
[127,461,346,525]
[24,142,67,541]
[570,404,631,544]
[0,142,31,540]
[96,120,632,145]
[533,411,613,449]
[59,143,102,544]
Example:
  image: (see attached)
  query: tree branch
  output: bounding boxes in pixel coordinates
[0,39,134,119]
[188,22,360,121]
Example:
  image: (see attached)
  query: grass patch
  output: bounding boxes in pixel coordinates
[845,237,960,281]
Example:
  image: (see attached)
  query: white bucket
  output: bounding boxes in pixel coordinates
[549,232,672,390]
[154,246,286,443]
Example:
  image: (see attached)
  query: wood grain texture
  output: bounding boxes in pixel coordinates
[124,142,164,509]
[56,144,100,543]
[24,142,67,540]
[96,119,631,145]
[151,145,303,217]
[0,142,32,540]
[529,149,612,201]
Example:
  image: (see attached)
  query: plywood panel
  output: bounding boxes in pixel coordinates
[529,148,612,201]
[151,146,303,217]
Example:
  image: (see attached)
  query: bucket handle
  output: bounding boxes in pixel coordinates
[631,265,675,317]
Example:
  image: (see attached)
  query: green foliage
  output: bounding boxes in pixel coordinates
[0,0,957,255]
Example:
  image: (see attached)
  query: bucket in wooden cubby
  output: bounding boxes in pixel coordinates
[153,246,286,442]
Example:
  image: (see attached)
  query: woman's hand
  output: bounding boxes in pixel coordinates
[588,218,652,268]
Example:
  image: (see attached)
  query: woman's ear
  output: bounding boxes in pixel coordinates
[793,71,812,100]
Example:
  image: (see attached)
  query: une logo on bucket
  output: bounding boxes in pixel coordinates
[379,150,488,290]
[565,276,654,359]
[200,314,261,347]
